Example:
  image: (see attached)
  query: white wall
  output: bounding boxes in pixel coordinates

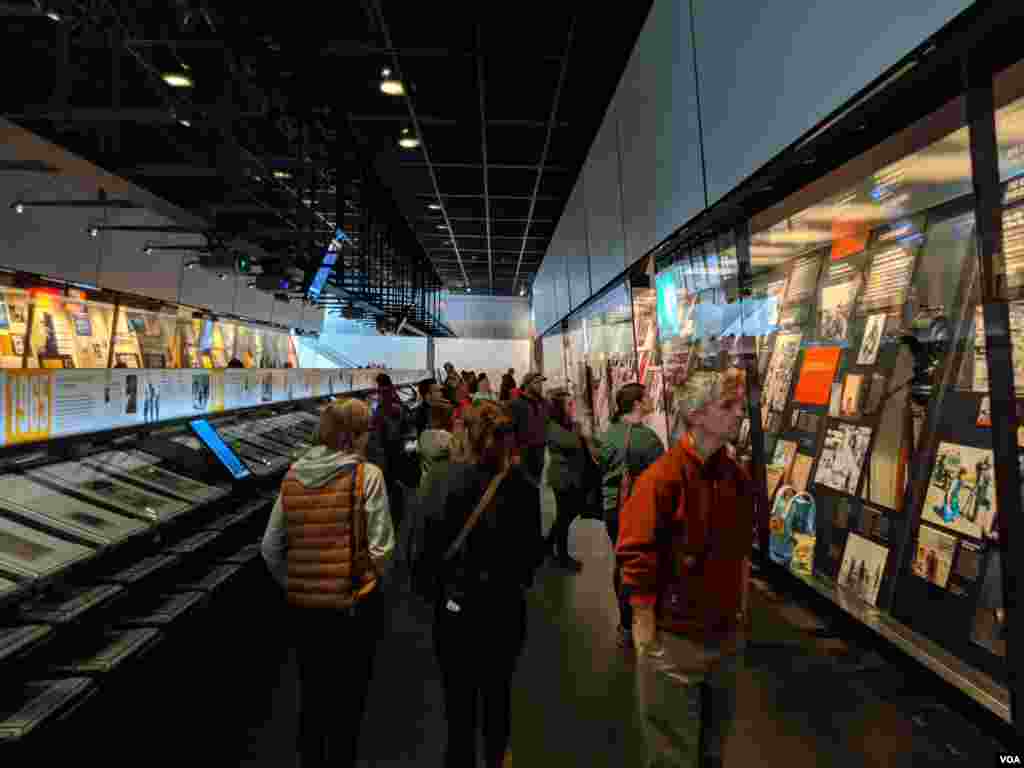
[532,0,974,334]
[434,338,532,380]
[443,294,532,339]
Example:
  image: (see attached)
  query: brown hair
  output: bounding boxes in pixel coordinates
[319,399,370,453]
[612,383,646,423]
[430,401,454,431]
[460,401,513,468]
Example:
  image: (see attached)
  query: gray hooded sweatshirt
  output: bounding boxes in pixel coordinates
[260,447,396,589]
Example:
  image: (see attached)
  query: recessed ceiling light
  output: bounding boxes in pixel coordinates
[162,72,193,88]
[398,127,420,149]
[380,73,405,96]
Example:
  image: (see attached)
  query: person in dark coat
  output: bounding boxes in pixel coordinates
[509,372,547,483]
[426,401,542,768]
[545,389,588,572]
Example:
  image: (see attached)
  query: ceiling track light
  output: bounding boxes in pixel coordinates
[45,10,61,22]
[162,71,194,88]
[379,67,405,96]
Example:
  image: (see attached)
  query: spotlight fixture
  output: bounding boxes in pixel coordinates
[162,71,193,88]
[179,119,191,128]
[428,203,441,211]
[520,286,526,296]
[45,10,61,22]
[219,273,228,281]
[272,170,291,180]
[466,286,472,293]
[88,227,99,238]
[145,247,153,256]
[379,68,405,97]
[398,127,420,150]
[13,202,24,214]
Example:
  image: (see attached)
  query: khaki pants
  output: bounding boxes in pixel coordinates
[636,632,742,767]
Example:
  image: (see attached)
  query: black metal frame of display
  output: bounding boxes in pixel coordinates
[530,0,1024,742]
[966,47,1021,732]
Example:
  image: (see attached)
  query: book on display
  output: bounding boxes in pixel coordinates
[0,474,150,546]
[28,462,191,522]
[0,516,94,579]
[81,450,227,504]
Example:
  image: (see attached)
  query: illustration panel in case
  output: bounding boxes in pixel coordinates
[857,314,886,365]
[920,442,994,540]
[837,532,888,607]
[0,474,148,545]
[815,423,872,494]
[763,332,802,413]
[0,515,93,578]
[911,524,956,588]
[29,463,190,522]
[81,451,225,503]
[819,280,860,343]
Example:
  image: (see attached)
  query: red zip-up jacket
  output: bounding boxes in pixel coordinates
[616,434,754,640]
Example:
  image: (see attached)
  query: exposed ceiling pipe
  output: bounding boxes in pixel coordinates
[514,16,575,287]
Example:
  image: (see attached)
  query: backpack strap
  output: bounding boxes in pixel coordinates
[443,469,509,562]
[616,424,636,513]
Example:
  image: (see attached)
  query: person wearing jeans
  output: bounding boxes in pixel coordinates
[617,368,752,767]
[596,382,665,648]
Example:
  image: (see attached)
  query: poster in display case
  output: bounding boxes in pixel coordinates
[837,532,888,607]
[815,422,871,494]
[920,442,995,540]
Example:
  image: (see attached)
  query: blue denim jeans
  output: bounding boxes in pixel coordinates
[636,631,742,767]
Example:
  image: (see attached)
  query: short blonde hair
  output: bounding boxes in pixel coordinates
[319,398,370,452]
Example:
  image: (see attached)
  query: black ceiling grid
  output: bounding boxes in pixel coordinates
[0,0,654,311]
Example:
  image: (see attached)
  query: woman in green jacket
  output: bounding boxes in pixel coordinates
[597,383,665,648]
[545,390,588,572]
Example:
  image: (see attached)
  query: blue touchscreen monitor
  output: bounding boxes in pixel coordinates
[189,419,252,480]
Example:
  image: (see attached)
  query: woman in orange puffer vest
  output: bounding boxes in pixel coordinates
[261,399,395,768]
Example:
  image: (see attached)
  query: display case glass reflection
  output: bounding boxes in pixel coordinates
[736,92,1012,687]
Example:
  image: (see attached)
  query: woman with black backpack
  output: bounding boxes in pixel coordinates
[425,401,542,768]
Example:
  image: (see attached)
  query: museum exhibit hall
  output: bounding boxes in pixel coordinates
[0,1,1021,766]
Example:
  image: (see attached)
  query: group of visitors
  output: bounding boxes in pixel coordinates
[261,360,754,768]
